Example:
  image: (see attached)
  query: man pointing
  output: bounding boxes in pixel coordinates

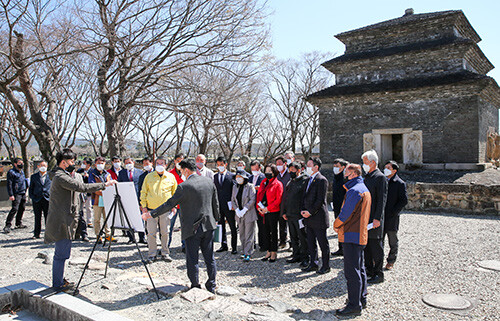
[142,159,220,293]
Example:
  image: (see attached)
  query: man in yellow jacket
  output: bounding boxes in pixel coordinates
[140,157,177,263]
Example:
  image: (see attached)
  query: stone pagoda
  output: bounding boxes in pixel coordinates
[308,9,500,169]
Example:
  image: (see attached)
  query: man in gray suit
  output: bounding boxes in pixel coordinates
[143,159,220,293]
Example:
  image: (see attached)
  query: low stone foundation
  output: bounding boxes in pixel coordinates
[406,183,500,215]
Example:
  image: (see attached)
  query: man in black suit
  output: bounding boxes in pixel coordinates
[383,161,408,271]
[249,160,265,250]
[301,157,330,275]
[214,156,237,254]
[331,158,348,256]
[362,150,388,284]
[145,159,220,293]
[29,161,51,239]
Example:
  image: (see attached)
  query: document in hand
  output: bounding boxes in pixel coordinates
[298,218,305,229]
[257,201,265,209]
[227,201,232,211]
[367,223,374,230]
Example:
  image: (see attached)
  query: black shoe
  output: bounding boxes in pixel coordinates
[216,246,228,253]
[269,257,277,263]
[317,267,331,275]
[345,298,367,309]
[331,249,343,256]
[302,264,318,272]
[190,284,201,290]
[82,237,90,242]
[15,224,27,229]
[335,306,362,316]
[286,257,301,263]
[3,226,11,234]
[32,235,41,239]
[138,239,147,244]
[367,275,384,284]
[231,249,238,255]
[300,260,310,268]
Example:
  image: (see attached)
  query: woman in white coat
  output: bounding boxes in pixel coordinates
[231,170,258,262]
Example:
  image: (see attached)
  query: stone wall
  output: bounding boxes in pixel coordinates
[406,182,500,215]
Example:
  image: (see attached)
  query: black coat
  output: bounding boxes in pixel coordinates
[363,168,388,239]
[29,172,51,203]
[332,172,347,217]
[214,171,235,214]
[302,172,329,229]
[281,174,309,220]
[384,174,408,232]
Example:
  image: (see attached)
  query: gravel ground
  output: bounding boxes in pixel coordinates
[0,206,499,321]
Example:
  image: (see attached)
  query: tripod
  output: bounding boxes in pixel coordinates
[74,184,160,300]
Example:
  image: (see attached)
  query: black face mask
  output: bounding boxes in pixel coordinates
[66,165,76,173]
[17,164,24,169]
[265,173,273,180]
[289,171,297,179]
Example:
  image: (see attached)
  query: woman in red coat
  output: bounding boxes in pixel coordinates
[256,163,283,262]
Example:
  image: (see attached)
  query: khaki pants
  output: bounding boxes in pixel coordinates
[146,216,170,257]
[93,205,110,238]
[84,196,93,223]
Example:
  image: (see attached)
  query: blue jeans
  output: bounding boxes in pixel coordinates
[168,210,185,249]
[53,239,72,288]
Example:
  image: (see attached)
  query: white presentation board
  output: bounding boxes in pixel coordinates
[102,182,145,232]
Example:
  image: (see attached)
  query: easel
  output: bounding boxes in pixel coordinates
[74,184,160,300]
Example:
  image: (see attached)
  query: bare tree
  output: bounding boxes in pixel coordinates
[76,0,270,156]
[0,0,95,166]
[267,52,334,157]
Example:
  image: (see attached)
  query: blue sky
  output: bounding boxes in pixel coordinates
[268,0,500,81]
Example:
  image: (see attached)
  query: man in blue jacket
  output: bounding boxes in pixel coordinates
[118,157,146,244]
[29,161,51,239]
[4,157,28,234]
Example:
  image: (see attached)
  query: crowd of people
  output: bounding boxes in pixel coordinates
[3,148,408,317]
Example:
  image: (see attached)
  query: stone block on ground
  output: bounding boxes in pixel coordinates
[181,287,215,303]
[215,285,240,296]
[268,301,299,313]
[202,297,253,316]
[240,295,269,305]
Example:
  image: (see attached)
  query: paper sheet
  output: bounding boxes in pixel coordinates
[367,223,374,230]
[258,201,265,209]
[227,201,232,211]
[298,218,305,229]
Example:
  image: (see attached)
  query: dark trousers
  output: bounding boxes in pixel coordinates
[334,211,343,253]
[288,219,308,261]
[220,210,237,250]
[364,238,384,277]
[383,230,399,264]
[184,226,217,292]
[343,243,367,310]
[32,198,49,237]
[53,239,72,288]
[261,212,279,252]
[256,214,265,249]
[75,210,88,239]
[278,215,287,244]
[6,194,26,227]
[306,226,330,268]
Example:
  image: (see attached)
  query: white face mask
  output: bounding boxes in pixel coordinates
[125,163,134,171]
[236,177,244,185]
[286,159,292,165]
[156,165,165,173]
[96,164,105,171]
[181,175,186,181]
[196,162,204,169]
[143,165,152,171]
[277,165,284,172]
[384,168,393,177]
[251,170,260,176]
[218,166,226,173]
[80,164,86,169]
[333,167,341,175]
[237,166,245,171]
[175,163,181,170]
[39,166,47,173]
[362,164,371,173]
[305,167,313,176]
[113,162,121,169]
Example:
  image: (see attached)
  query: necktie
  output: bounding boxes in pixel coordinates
[307,177,313,192]
[129,171,133,181]
[219,173,223,185]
